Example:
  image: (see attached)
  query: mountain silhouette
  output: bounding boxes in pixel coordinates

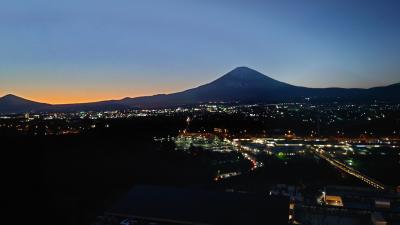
[0,94,50,114]
[1,67,399,113]
[120,67,297,107]
[121,67,400,107]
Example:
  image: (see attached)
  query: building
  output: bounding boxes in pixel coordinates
[371,212,387,225]
[104,186,289,225]
[323,194,344,207]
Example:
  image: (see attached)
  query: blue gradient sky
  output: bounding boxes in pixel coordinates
[1,0,399,103]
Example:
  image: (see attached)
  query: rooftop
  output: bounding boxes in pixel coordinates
[106,185,289,225]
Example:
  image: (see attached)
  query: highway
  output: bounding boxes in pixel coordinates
[312,148,386,190]
[214,139,264,181]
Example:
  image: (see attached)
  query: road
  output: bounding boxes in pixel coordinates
[312,147,386,190]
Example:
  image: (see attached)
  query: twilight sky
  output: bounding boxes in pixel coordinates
[1,0,400,103]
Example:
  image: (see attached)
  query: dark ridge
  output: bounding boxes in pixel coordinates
[1,67,400,113]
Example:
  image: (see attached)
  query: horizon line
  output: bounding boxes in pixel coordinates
[1,67,399,104]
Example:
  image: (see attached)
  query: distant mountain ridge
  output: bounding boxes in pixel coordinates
[1,67,399,114]
[0,94,50,114]
[119,67,400,107]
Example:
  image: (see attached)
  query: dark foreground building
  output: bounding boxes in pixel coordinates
[102,186,289,225]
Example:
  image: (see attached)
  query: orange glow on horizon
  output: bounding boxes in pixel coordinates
[1,78,198,104]
[32,95,128,104]
[1,90,177,104]
[28,92,153,104]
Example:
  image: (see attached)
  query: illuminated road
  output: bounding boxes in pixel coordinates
[312,148,386,190]
[214,139,264,181]
[171,134,398,185]
[214,171,241,181]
